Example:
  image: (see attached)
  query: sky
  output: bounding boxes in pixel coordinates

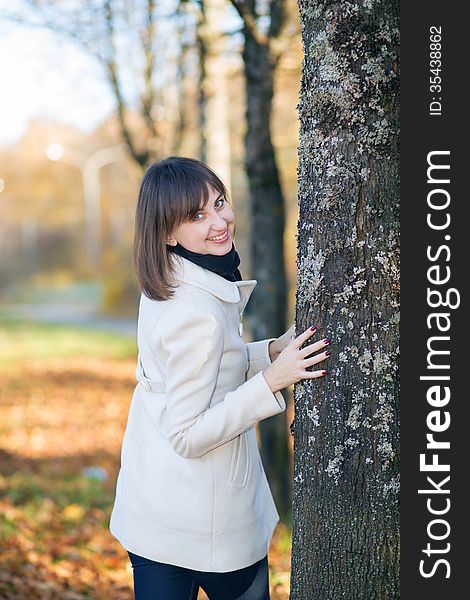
[0,19,114,146]
[0,1,243,148]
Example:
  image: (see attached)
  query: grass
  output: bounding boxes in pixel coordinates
[0,316,136,363]
[0,317,292,599]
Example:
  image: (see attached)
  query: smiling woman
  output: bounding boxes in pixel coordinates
[110,155,330,599]
[133,156,241,302]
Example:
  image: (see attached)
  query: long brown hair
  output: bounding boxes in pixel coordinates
[134,156,230,301]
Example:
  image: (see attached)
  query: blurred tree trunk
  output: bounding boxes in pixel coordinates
[290,1,399,598]
[230,0,299,521]
[197,0,232,191]
[172,2,192,156]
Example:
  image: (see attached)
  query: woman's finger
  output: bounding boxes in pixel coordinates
[292,325,318,348]
[299,338,330,358]
[304,350,331,368]
[303,368,328,379]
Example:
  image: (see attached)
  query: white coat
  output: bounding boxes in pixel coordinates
[109,255,286,572]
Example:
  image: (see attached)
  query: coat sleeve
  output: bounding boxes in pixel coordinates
[159,308,285,459]
[245,339,278,379]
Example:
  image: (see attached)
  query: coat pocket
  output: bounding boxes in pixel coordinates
[229,430,251,489]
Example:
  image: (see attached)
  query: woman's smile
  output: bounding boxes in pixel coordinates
[207,229,230,243]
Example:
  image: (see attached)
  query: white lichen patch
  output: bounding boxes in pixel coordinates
[352,279,367,294]
[297,241,326,308]
[372,348,394,380]
[377,440,395,469]
[350,345,360,358]
[382,474,400,496]
[362,0,377,11]
[372,393,394,432]
[374,250,400,289]
[358,348,373,374]
[333,284,355,304]
[346,402,363,430]
[325,444,345,484]
[351,266,366,279]
[306,404,320,427]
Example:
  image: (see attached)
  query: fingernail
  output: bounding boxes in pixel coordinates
[322,370,328,375]
[325,350,331,357]
[323,338,330,345]
[310,325,317,331]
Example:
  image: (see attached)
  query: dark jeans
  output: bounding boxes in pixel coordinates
[127,551,271,600]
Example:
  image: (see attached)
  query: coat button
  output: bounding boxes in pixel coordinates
[239,321,243,336]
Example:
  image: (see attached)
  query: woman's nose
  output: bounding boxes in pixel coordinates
[208,213,227,230]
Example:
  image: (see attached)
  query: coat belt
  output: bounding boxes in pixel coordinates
[135,353,166,393]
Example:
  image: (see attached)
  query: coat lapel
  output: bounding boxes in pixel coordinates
[171,255,257,315]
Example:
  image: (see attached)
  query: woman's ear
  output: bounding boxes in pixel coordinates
[166,235,177,246]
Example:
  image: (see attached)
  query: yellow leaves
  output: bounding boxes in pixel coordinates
[62,504,86,521]
[0,328,293,599]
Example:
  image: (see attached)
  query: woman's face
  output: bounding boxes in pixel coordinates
[167,184,236,255]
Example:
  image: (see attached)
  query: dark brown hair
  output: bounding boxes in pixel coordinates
[133,156,230,301]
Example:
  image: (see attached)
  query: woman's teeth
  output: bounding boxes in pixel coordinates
[208,230,228,241]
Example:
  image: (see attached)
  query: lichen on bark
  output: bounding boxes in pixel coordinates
[291,1,399,598]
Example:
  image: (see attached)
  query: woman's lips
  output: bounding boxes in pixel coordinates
[207,229,230,243]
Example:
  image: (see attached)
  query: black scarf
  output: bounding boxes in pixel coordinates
[168,242,242,282]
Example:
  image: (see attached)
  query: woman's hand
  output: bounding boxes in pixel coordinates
[268,324,295,361]
[263,325,331,394]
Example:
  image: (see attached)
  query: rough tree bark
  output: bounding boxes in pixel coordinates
[290,1,399,598]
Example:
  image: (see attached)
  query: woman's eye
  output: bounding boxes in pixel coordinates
[192,198,225,221]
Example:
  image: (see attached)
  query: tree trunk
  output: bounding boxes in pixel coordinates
[198,0,232,191]
[241,6,291,519]
[290,1,400,598]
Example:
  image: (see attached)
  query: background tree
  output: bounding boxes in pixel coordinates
[290,0,399,597]
[195,0,233,190]
[229,0,300,519]
[5,0,195,166]
[2,0,303,519]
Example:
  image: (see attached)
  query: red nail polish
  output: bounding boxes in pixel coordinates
[310,325,317,331]
[325,350,331,356]
[324,338,330,344]
[322,370,328,375]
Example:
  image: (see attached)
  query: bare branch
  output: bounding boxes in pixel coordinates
[229,0,269,47]
[139,0,158,139]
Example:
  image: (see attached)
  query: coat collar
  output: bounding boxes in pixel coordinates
[171,255,257,314]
